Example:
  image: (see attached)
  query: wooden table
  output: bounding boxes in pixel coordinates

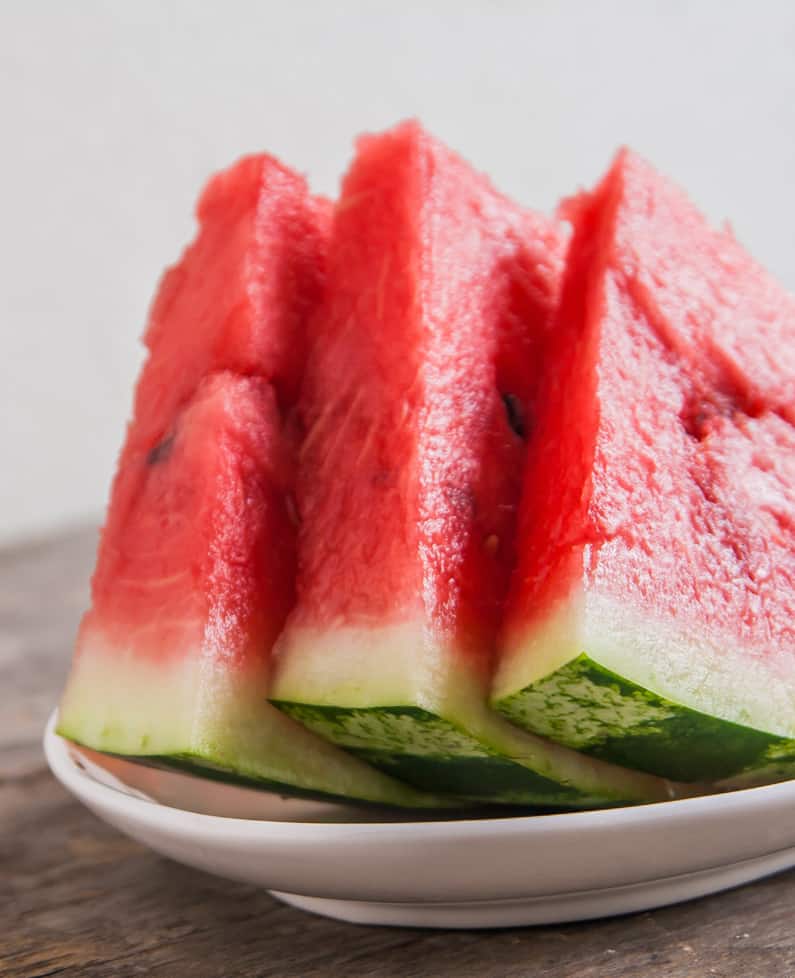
[2,528,794,977]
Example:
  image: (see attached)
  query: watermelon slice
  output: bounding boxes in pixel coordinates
[492,149,795,784]
[270,123,681,807]
[57,156,441,808]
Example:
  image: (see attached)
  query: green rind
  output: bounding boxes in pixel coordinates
[55,647,457,812]
[270,700,665,807]
[493,653,795,783]
[124,752,441,808]
[55,712,453,811]
[64,740,369,805]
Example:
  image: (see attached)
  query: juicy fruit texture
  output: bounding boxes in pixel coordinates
[57,158,440,808]
[94,154,330,627]
[136,154,330,431]
[285,122,564,669]
[60,376,431,806]
[493,149,795,783]
[270,122,680,806]
[89,373,295,680]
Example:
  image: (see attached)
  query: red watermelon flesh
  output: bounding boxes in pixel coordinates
[83,372,294,674]
[57,157,439,807]
[287,121,563,670]
[270,123,679,807]
[134,155,330,448]
[493,148,795,783]
[65,152,323,680]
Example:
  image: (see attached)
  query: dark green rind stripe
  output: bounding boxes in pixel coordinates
[347,750,624,810]
[60,735,457,810]
[147,753,461,809]
[143,753,379,805]
[494,653,795,783]
[137,754,559,816]
[57,722,456,811]
[271,700,627,808]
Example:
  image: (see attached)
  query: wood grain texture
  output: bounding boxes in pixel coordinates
[2,527,794,978]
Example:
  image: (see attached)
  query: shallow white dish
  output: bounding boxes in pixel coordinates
[44,712,795,929]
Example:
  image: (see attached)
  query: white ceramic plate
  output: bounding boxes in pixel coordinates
[44,712,795,929]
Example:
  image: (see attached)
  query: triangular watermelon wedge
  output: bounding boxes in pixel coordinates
[492,149,795,785]
[57,156,444,808]
[270,123,684,807]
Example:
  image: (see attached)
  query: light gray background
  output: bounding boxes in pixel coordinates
[3,1,794,544]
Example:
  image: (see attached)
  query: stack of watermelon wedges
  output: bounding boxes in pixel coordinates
[58,121,795,810]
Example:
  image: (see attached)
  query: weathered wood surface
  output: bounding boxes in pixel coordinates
[2,527,794,977]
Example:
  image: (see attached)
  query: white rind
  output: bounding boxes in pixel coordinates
[495,587,795,740]
[493,590,584,703]
[272,621,485,717]
[272,621,683,803]
[583,591,795,739]
[58,633,208,756]
[57,627,440,807]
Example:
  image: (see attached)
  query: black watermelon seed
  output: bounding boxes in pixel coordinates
[502,393,526,439]
[147,434,175,465]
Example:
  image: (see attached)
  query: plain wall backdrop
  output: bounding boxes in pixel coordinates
[2,0,795,544]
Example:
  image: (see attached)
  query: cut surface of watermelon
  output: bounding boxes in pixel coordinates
[57,157,441,808]
[493,149,795,784]
[270,123,681,807]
